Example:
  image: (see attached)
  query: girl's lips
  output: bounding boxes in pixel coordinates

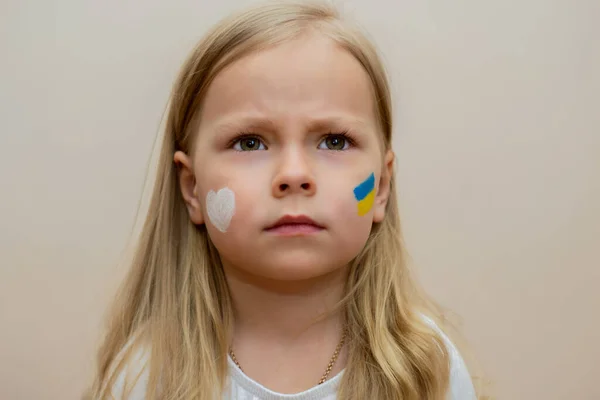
[265,214,325,236]
[266,223,324,236]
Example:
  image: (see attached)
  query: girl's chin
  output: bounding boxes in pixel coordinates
[232,262,348,283]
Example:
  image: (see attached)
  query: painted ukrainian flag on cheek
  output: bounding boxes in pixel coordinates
[353,173,376,216]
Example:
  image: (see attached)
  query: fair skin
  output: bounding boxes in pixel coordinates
[175,32,394,393]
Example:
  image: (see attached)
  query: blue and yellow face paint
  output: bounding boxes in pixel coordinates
[353,173,376,216]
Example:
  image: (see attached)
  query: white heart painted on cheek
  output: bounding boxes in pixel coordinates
[205,187,236,233]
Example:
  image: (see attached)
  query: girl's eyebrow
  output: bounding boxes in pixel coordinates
[211,115,279,135]
[210,113,373,135]
[305,115,372,132]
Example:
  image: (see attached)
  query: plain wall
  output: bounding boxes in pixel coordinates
[1,0,598,399]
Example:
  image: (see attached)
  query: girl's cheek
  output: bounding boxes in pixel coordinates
[204,186,236,233]
[329,172,376,216]
[203,183,266,234]
[352,172,376,217]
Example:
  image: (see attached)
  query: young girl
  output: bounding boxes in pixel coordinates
[88,1,478,399]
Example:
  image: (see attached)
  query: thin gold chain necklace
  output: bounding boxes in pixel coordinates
[228,328,348,385]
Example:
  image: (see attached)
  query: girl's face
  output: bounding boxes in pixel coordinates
[176,33,393,281]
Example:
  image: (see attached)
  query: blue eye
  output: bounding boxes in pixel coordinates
[233,136,266,151]
[318,134,351,150]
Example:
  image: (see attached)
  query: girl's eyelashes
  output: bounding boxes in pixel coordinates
[228,130,357,152]
[317,131,356,151]
[230,133,268,151]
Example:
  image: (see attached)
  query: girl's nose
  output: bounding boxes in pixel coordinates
[272,150,316,198]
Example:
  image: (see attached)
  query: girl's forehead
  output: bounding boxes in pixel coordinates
[198,34,378,134]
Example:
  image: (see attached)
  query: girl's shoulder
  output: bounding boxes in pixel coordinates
[421,314,477,400]
[105,336,150,400]
[106,317,475,400]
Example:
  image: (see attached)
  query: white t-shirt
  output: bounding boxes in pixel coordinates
[110,317,476,399]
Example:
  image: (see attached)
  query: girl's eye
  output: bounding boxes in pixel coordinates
[233,136,266,151]
[318,134,350,151]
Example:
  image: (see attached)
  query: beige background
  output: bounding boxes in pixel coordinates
[1,0,599,399]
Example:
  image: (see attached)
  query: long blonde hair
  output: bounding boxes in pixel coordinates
[88,1,464,399]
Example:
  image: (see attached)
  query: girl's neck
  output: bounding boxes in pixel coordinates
[222,263,349,393]
[223,263,348,343]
